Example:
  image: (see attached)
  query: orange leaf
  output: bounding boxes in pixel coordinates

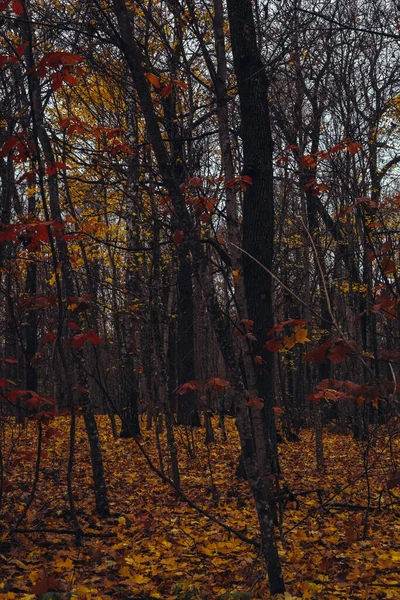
[247,397,264,409]
[300,155,317,168]
[347,142,362,154]
[145,72,161,88]
[174,80,188,90]
[204,377,231,391]
[177,380,201,395]
[161,82,173,97]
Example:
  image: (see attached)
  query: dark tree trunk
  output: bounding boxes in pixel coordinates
[225,0,279,476]
[176,254,200,426]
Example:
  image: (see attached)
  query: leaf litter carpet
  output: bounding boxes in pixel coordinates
[0,416,400,599]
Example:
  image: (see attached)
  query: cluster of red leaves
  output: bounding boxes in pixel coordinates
[177,377,231,395]
[303,338,357,365]
[307,378,380,406]
[0,220,66,248]
[276,138,363,169]
[31,51,85,91]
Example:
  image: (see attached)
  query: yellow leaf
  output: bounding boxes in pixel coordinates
[55,557,74,570]
[119,566,131,578]
[132,574,150,584]
[28,571,39,584]
[284,333,297,349]
[294,327,310,344]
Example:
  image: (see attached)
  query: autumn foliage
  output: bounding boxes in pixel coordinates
[1,0,400,598]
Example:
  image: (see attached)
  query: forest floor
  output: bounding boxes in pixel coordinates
[0,415,400,600]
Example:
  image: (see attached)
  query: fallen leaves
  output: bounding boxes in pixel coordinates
[0,417,399,599]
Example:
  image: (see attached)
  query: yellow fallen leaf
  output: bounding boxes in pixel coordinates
[132,574,150,584]
[55,557,74,571]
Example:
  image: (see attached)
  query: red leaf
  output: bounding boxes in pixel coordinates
[15,43,27,58]
[4,357,18,364]
[68,321,80,330]
[0,136,19,158]
[328,142,346,153]
[276,155,289,166]
[307,391,324,403]
[46,162,69,176]
[381,257,395,275]
[24,396,44,409]
[0,379,7,388]
[86,330,103,345]
[11,0,23,14]
[225,177,238,189]
[265,339,280,352]
[273,406,284,416]
[43,332,57,343]
[72,333,86,349]
[173,230,184,245]
[63,73,78,86]
[75,386,89,395]
[44,426,62,440]
[267,319,307,336]
[177,380,201,395]
[8,389,31,402]
[247,397,264,409]
[51,71,63,91]
[188,176,202,187]
[328,339,356,364]
[204,377,231,391]
[302,340,331,365]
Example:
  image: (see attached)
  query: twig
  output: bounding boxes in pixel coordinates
[131,435,258,547]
